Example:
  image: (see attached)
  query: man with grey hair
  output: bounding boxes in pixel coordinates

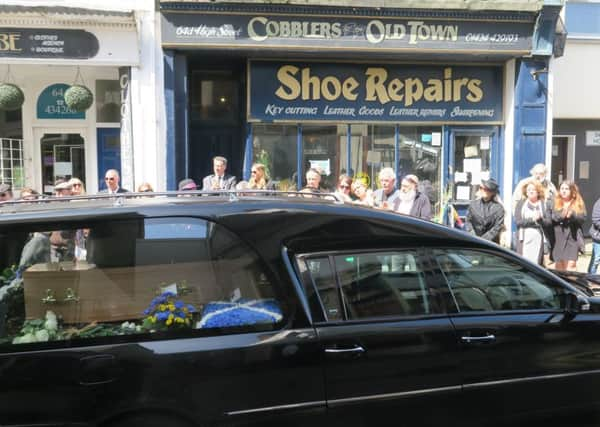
[100,169,129,194]
[373,167,400,210]
[202,156,237,191]
[512,163,557,210]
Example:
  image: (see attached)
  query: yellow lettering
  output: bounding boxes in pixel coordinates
[301,68,321,100]
[444,68,452,101]
[424,79,443,102]
[365,68,390,104]
[466,79,483,102]
[275,65,301,100]
[321,76,341,100]
[404,78,424,107]
[342,77,359,101]
[453,78,469,101]
[387,78,404,102]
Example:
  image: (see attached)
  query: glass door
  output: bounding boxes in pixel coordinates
[39,132,86,194]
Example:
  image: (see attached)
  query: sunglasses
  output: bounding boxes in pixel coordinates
[72,183,82,187]
[140,189,152,193]
[251,170,258,174]
[105,177,116,181]
[339,185,351,190]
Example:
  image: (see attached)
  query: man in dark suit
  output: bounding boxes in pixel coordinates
[100,169,129,194]
[202,156,236,191]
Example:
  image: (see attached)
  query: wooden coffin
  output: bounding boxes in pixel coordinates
[23,261,222,324]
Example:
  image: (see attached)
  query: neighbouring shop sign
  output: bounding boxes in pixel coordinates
[249,61,503,123]
[0,28,99,59]
[161,12,533,53]
[37,84,85,119]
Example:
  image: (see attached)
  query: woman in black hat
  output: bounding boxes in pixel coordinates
[465,178,505,244]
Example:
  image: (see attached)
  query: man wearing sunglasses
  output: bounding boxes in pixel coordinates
[100,169,129,194]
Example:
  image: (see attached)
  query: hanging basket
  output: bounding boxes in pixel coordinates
[0,83,24,111]
[64,84,94,112]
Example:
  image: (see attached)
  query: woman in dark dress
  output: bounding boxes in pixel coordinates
[551,180,586,271]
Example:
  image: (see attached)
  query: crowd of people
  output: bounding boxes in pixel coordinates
[2,157,598,274]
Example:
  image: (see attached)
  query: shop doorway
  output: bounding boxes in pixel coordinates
[551,135,574,185]
[445,126,500,215]
[188,66,244,183]
[35,129,86,195]
[97,128,121,190]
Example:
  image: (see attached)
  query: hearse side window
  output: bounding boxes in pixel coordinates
[304,251,432,321]
[334,252,431,319]
[433,249,564,312]
[0,218,282,347]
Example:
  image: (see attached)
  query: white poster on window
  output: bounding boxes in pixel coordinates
[309,159,331,176]
[480,136,490,150]
[456,185,471,200]
[54,162,72,176]
[580,161,590,179]
[432,132,442,146]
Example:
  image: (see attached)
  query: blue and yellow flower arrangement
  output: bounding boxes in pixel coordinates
[142,291,196,331]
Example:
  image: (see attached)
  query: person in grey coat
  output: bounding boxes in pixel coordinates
[465,178,505,244]
[394,174,432,220]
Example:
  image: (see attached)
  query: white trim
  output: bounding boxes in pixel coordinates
[503,58,516,246]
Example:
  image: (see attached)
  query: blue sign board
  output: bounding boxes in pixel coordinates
[249,61,503,123]
[37,84,85,119]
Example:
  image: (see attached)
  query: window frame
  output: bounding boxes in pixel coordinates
[427,246,571,315]
[296,247,445,325]
[0,215,287,353]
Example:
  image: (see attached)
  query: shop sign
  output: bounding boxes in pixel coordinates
[0,28,99,59]
[162,12,533,53]
[37,84,85,119]
[249,61,503,123]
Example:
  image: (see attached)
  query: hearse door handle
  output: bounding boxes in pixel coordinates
[324,345,366,358]
[460,334,496,344]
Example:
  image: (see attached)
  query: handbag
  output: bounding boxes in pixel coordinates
[590,224,600,242]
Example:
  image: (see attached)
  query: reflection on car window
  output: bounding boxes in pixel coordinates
[434,249,563,312]
[306,257,342,321]
[305,251,431,321]
[0,218,282,347]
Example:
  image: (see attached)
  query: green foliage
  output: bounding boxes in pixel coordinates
[0,83,24,111]
[64,84,94,112]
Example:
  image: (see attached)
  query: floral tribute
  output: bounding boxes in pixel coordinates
[142,291,196,331]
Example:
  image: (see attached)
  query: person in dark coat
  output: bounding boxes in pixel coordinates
[552,180,587,271]
[514,179,552,265]
[588,196,600,274]
[394,174,432,220]
[465,178,505,244]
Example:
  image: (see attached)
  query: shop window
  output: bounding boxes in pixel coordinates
[40,133,85,194]
[349,125,395,193]
[0,138,24,190]
[452,134,492,202]
[95,80,120,123]
[302,125,344,190]
[252,124,297,190]
[190,71,239,124]
[398,127,442,211]
[1,218,282,347]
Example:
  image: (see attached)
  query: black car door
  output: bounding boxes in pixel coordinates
[0,216,325,427]
[430,247,600,423]
[297,248,462,427]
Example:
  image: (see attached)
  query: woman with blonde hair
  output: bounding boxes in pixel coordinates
[68,178,86,195]
[248,163,275,190]
[552,180,587,271]
[514,178,552,265]
[352,178,374,207]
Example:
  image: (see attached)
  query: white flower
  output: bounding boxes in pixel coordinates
[44,311,58,331]
[18,333,37,344]
[35,330,49,342]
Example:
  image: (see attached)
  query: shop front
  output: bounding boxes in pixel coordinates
[161,2,543,218]
[0,5,140,195]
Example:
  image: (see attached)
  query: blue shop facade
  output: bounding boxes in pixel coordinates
[160,1,563,221]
